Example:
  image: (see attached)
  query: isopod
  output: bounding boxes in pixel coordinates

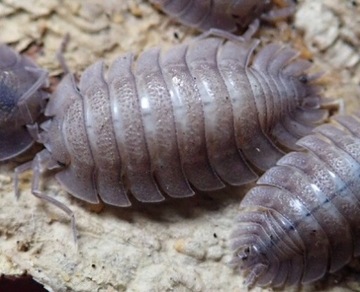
[15,34,330,217]
[230,113,360,287]
[0,44,48,161]
[149,0,296,33]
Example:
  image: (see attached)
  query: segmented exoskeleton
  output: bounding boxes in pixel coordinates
[150,0,296,33]
[15,34,330,215]
[231,113,360,287]
[0,44,48,161]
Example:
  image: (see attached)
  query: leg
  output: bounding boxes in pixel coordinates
[194,28,247,43]
[15,149,78,245]
[261,0,296,22]
[240,19,260,41]
[14,161,33,199]
[56,33,71,75]
[194,18,259,43]
[17,67,48,124]
[26,123,41,142]
[18,67,48,105]
[31,150,78,244]
[320,98,344,114]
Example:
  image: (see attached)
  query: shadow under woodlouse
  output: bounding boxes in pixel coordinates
[96,182,255,225]
[231,112,360,288]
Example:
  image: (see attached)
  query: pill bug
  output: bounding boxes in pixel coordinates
[230,112,360,287]
[149,0,296,33]
[15,34,330,214]
[0,44,48,161]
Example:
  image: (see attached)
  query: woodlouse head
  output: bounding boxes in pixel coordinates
[0,44,48,161]
[233,244,270,287]
[231,185,308,287]
[230,223,273,287]
[283,60,322,109]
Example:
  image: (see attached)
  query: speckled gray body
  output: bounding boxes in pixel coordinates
[150,0,295,32]
[0,44,48,161]
[231,113,360,287]
[29,36,329,207]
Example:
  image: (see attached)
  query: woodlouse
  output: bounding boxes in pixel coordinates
[0,44,48,161]
[15,34,330,221]
[230,113,360,287]
[149,0,296,33]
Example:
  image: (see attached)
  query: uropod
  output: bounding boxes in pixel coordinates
[15,33,331,232]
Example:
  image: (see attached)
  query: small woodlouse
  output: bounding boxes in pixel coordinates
[230,113,360,287]
[15,34,329,215]
[150,0,296,33]
[0,44,48,161]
